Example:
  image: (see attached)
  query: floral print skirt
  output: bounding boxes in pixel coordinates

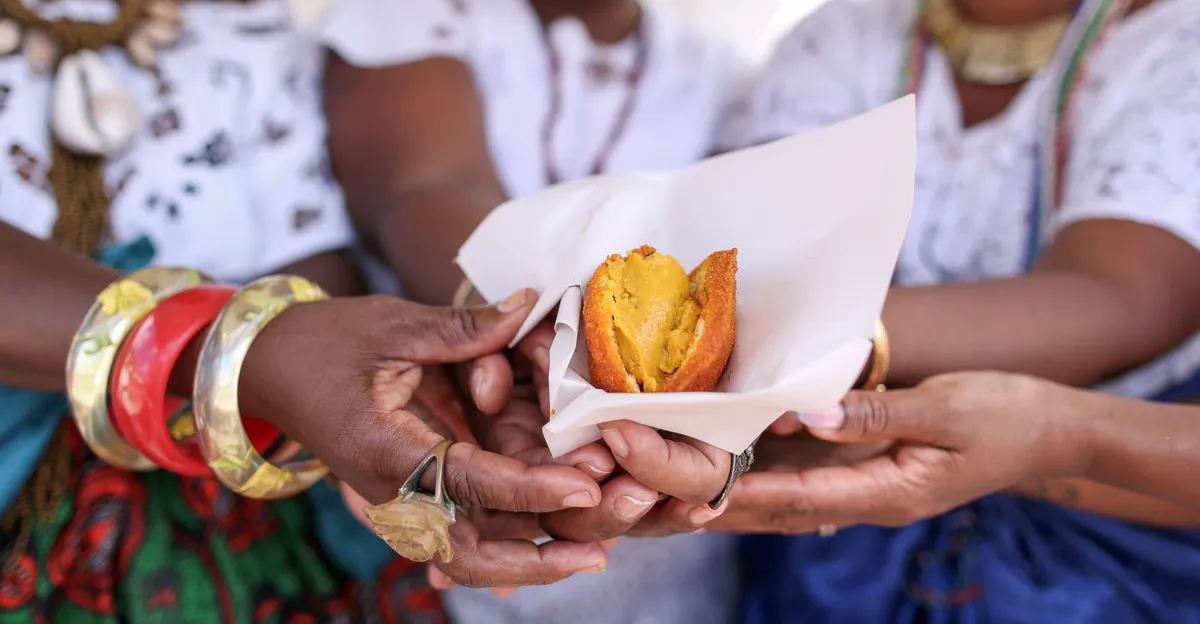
[0,427,446,624]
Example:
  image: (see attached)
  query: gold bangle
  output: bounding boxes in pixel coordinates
[862,319,891,392]
[451,278,477,308]
[191,275,330,499]
[67,267,208,470]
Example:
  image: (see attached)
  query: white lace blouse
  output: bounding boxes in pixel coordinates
[721,0,1200,400]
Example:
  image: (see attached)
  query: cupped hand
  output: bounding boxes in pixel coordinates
[708,372,1091,534]
[237,291,609,587]
[481,398,733,541]
[463,309,731,541]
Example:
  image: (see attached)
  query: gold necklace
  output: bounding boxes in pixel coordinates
[924,0,1072,85]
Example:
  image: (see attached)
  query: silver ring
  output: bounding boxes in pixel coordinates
[818,523,838,538]
[362,440,458,563]
[708,438,756,510]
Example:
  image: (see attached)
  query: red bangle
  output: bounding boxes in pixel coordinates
[111,285,281,476]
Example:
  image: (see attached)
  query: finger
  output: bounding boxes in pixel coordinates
[446,443,602,513]
[599,421,729,505]
[491,588,517,598]
[515,320,554,377]
[471,508,546,541]
[349,412,601,512]
[339,480,370,527]
[439,520,608,588]
[428,565,456,590]
[718,460,927,528]
[410,367,476,444]
[467,353,514,415]
[485,400,614,481]
[515,321,554,419]
[540,474,660,542]
[801,389,956,447]
[393,289,537,365]
[629,498,726,537]
[767,412,805,436]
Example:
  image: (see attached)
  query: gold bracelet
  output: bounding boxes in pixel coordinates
[862,319,891,392]
[451,278,477,308]
[67,267,208,470]
[191,275,330,499]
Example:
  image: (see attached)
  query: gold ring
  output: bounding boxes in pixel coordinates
[451,278,478,308]
[818,523,838,538]
[67,267,208,470]
[191,275,330,499]
[362,439,457,564]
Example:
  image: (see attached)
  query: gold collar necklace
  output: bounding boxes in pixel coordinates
[924,0,1074,85]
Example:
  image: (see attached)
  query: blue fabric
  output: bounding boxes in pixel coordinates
[740,497,1200,623]
[741,372,1200,624]
[0,237,156,515]
[308,480,394,581]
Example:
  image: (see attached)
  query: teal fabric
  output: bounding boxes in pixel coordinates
[308,480,394,581]
[0,238,155,514]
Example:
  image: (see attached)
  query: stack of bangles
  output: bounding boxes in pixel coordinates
[65,267,329,499]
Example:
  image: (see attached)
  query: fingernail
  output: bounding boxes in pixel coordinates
[469,368,486,402]
[688,505,723,527]
[797,405,845,430]
[491,588,517,598]
[614,495,655,522]
[562,490,598,508]
[599,428,629,459]
[582,561,607,574]
[497,290,530,313]
[574,462,611,478]
[533,345,550,373]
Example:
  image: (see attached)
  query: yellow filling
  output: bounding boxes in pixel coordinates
[603,250,701,392]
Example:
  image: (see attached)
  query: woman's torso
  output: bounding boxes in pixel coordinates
[431,4,744,622]
[722,0,1200,400]
[315,1,745,622]
[726,0,1200,621]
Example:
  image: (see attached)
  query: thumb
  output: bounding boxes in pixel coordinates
[399,289,537,365]
[800,389,951,446]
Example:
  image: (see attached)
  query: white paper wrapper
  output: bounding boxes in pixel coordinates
[457,96,916,457]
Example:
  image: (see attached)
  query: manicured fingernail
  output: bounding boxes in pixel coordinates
[614,495,655,522]
[797,405,845,430]
[497,290,530,313]
[688,506,723,527]
[562,491,598,508]
[599,428,629,459]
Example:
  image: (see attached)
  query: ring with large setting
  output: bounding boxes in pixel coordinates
[709,438,757,510]
[68,267,209,471]
[363,439,458,564]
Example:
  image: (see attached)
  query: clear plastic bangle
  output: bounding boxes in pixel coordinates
[191,275,329,499]
[67,267,209,470]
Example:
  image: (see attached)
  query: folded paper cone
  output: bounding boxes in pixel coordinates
[584,245,737,394]
[456,96,917,457]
